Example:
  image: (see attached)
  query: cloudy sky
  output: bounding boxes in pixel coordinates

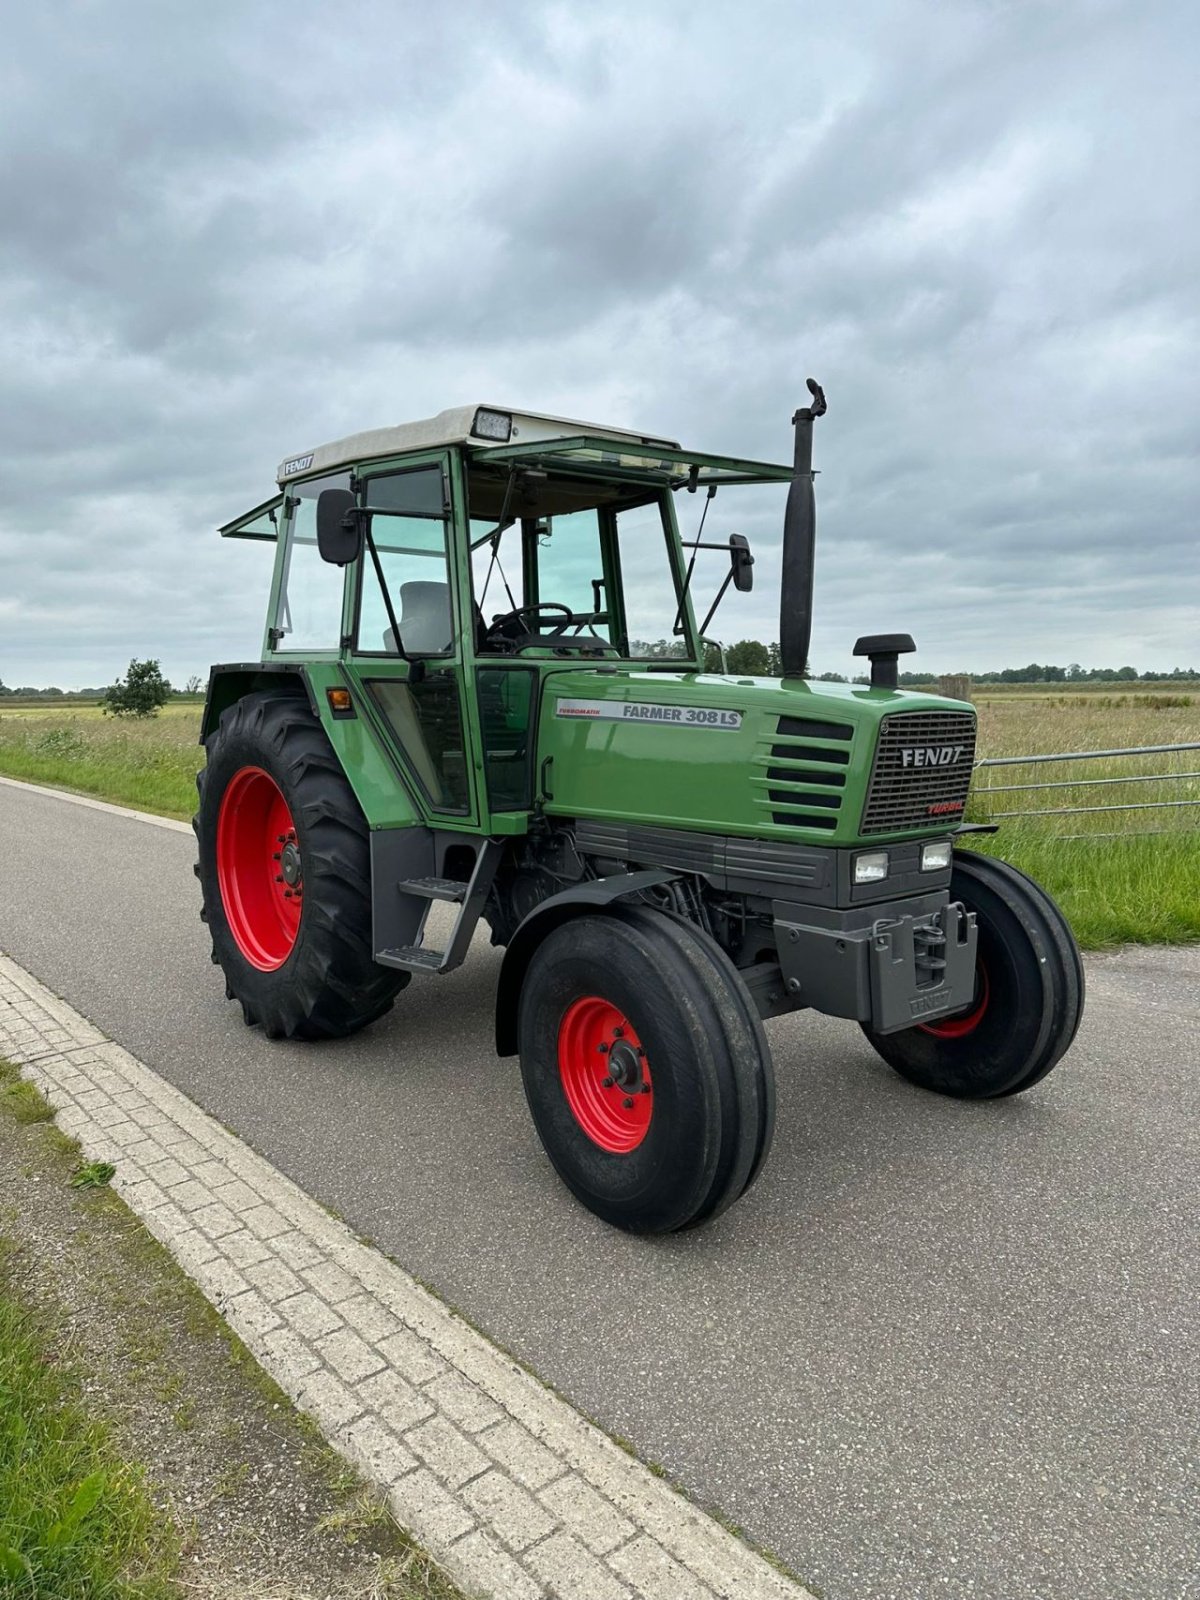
[2,0,1196,687]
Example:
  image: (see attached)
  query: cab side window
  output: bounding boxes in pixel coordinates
[274,473,349,651]
[357,466,453,656]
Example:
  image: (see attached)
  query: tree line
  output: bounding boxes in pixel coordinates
[0,662,205,716]
[4,649,1198,708]
[629,638,1199,682]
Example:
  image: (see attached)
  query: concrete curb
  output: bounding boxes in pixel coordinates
[0,951,813,1600]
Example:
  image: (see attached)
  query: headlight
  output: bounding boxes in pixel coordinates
[854,850,889,884]
[921,841,953,873]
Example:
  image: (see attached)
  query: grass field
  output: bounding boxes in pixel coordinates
[959,688,1199,946]
[0,691,1196,948]
[0,704,201,821]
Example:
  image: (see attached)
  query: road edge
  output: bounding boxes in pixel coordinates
[0,773,193,833]
[0,949,814,1600]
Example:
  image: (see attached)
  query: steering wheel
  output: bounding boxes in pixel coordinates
[485,603,576,646]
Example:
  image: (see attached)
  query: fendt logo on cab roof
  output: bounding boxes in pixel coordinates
[281,453,314,476]
[900,744,965,769]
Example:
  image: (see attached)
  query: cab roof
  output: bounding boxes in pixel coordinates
[276,404,678,485]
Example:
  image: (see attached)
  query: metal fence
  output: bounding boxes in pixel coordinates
[972,741,1200,837]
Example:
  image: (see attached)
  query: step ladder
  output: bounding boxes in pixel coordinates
[375,840,502,976]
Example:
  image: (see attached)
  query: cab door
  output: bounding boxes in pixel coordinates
[342,452,480,827]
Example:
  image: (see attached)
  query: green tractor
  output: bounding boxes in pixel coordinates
[196,385,1083,1233]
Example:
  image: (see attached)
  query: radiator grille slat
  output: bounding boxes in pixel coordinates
[861,711,976,833]
[761,715,854,833]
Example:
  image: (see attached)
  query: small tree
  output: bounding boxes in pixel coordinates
[102,659,172,718]
[724,639,771,676]
[184,674,203,696]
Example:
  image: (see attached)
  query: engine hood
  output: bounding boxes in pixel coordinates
[536,669,976,847]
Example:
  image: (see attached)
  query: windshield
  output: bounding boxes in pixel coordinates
[467,469,695,661]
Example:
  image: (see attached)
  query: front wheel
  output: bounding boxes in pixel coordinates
[517,908,775,1233]
[860,851,1084,1098]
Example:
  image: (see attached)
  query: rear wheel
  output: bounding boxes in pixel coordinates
[517,907,775,1233]
[195,691,407,1039]
[860,851,1083,1098]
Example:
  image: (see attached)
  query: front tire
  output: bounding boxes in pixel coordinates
[861,851,1084,1098]
[517,907,775,1233]
[194,691,407,1040]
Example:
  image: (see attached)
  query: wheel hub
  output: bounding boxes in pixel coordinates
[279,839,303,887]
[605,1038,643,1090]
[558,998,653,1153]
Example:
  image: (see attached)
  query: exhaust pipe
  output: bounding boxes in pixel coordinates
[779,378,826,679]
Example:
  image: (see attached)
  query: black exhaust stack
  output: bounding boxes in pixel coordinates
[779,378,826,679]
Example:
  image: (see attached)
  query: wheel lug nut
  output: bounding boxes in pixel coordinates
[640,1083,650,1094]
[275,875,283,883]
[601,1076,614,1088]
[273,852,281,861]
[597,1042,609,1054]
[613,1026,624,1037]
[622,1096,634,1109]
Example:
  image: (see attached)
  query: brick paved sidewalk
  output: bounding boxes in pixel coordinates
[0,951,813,1600]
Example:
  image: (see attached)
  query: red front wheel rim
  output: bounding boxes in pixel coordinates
[558,997,653,1153]
[919,957,991,1039]
[216,766,302,971]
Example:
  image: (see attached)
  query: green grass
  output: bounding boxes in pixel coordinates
[0,1073,55,1126]
[966,688,1200,946]
[0,1247,180,1599]
[963,829,1200,948]
[0,705,201,820]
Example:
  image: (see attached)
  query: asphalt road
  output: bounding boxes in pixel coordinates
[2,779,1197,1600]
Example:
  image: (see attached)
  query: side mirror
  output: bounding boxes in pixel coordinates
[729,533,754,592]
[316,489,363,566]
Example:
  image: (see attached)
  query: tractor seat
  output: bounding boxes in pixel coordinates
[382,581,452,655]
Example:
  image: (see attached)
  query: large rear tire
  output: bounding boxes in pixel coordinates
[860,851,1083,1098]
[194,691,407,1040]
[517,907,775,1233]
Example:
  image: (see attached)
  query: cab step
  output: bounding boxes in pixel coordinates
[377,946,445,972]
[373,838,503,977]
[397,876,468,903]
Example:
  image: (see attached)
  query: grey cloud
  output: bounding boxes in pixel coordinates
[1,0,1197,688]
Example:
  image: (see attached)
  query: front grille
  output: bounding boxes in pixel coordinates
[861,710,976,834]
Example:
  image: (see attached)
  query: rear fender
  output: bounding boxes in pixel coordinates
[494,870,677,1056]
[200,663,313,743]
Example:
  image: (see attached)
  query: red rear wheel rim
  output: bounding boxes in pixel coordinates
[919,957,990,1039]
[216,766,302,971]
[558,997,653,1153]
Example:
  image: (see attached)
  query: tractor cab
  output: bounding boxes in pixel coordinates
[220,404,786,830]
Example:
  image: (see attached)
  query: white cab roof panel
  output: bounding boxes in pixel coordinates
[276,405,679,484]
